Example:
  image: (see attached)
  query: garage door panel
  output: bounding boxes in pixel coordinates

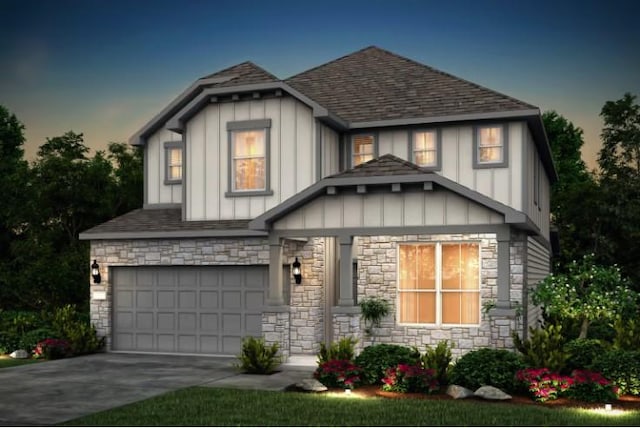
[112,266,266,355]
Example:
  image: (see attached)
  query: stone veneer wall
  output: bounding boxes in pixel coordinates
[354,233,526,358]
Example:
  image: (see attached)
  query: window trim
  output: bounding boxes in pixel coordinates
[473,124,509,168]
[349,133,377,168]
[410,129,441,170]
[163,141,183,185]
[396,241,482,328]
[225,119,274,197]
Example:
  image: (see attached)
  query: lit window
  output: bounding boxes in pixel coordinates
[413,131,437,167]
[398,243,480,325]
[478,126,503,164]
[164,142,183,184]
[352,135,374,166]
[232,130,266,191]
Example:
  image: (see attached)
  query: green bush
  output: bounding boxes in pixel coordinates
[421,340,452,386]
[50,305,104,355]
[590,349,640,395]
[512,324,568,372]
[449,348,525,392]
[0,310,48,354]
[565,369,619,403]
[354,344,421,385]
[564,338,607,372]
[235,336,281,374]
[18,327,58,352]
[359,297,390,336]
[613,316,640,350]
[317,337,357,364]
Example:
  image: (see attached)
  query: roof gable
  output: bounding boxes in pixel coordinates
[201,61,280,87]
[329,154,427,178]
[285,46,536,124]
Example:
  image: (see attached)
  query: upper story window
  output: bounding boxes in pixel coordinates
[398,242,480,326]
[352,134,375,167]
[474,125,508,168]
[226,119,273,197]
[412,130,440,169]
[164,141,183,184]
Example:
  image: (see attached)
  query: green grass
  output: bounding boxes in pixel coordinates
[0,356,41,369]
[63,387,640,426]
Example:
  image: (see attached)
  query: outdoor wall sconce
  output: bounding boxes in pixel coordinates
[91,260,101,284]
[292,257,302,285]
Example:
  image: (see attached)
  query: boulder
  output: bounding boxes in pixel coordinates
[474,386,512,400]
[9,350,29,359]
[295,378,328,392]
[446,384,474,399]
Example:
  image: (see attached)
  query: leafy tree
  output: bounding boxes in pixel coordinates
[107,142,143,215]
[531,255,638,339]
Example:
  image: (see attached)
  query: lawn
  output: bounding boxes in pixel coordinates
[0,356,41,369]
[63,387,640,426]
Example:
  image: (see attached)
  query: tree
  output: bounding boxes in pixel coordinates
[598,93,640,180]
[107,142,143,215]
[531,255,638,339]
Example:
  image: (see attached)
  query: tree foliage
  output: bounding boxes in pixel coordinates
[0,107,143,312]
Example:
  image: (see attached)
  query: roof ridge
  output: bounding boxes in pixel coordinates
[284,45,379,80]
[203,60,281,81]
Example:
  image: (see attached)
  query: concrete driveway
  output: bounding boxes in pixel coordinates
[0,353,312,426]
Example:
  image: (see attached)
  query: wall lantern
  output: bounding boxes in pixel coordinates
[91,260,101,284]
[292,257,302,285]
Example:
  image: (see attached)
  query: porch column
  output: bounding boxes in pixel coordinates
[496,233,511,309]
[267,237,284,306]
[338,234,354,306]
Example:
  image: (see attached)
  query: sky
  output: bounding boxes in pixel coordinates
[1,0,639,170]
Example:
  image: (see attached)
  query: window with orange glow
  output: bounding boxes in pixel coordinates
[352,135,374,166]
[478,126,503,163]
[167,147,182,181]
[413,131,437,167]
[398,243,480,325]
[232,130,266,191]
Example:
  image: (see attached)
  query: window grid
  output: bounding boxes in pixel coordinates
[413,131,437,167]
[352,135,374,166]
[478,126,503,164]
[232,130,266,192]
[167,148,182,181]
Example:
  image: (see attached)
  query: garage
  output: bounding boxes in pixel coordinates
[112,266,267,355]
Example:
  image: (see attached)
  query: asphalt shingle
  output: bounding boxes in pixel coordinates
[329,154,430,177]
[202,61,279,88]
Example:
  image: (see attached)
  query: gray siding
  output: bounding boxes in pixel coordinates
[523,127,551,239]
[273,188,504,230]
[146,128,183,205]
[378,129,409,159]
[321,124,340,178]
[525,237,549,330]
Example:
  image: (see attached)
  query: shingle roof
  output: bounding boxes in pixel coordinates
[202,61,279,88]
[329,154,429,178]
[285,46,536,123]
[81,208,250,235]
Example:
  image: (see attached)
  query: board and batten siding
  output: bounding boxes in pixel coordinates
[525,236,549,330]
[524,127,551,239]
[372,123,524,213]
[273,189,504,230]
[146,128,183,205]
[321,124,340,178]
[185,96,316,221]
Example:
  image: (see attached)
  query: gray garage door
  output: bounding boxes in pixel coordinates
[112,266,267,355]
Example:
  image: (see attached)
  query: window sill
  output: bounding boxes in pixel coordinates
[225,190,274,197]
[473,161,508,169]
[163,179,182,185]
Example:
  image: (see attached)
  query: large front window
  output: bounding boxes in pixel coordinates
[232,130,266,191]
[398,242,480,325]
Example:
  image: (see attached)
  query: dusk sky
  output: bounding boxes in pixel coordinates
[1,0,638,170]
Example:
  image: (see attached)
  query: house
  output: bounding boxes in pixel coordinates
[79,46,556,359]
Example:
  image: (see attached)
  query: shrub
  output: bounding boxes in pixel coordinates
[317,337,357,364]
[565,369,619,403]
[421,340,452,386]
[359,297,390,336]
[564,338,607,372]
[50,305,105,355]
[382,364,439,394]
[613,316,640,350]
[590,349,640,395]
[512,324,568,372]
[449,348,525,392]
[515,368,573,402]
[18,327,58,353]
[235,336,281,374]
[33,338,71,360]
[0,310,48,354]
[354,344,421,385]
[314,359,363,389]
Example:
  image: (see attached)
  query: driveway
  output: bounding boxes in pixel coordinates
[0,353,312,426]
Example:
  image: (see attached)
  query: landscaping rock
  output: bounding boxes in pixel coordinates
[474,386,512,400]
[446,384,475,399]
[9,350,29,359]
[295,379,328,392]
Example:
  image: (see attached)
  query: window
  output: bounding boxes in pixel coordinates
[412,130,439,168]
[474,125,508,168]
[226,119,272,196]
[398,242,480,325]
[352,134,374,166]
[164,141,183,184]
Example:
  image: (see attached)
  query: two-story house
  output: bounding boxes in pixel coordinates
[80,46,556,360]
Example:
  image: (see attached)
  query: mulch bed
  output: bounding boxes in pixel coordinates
[296,384,640,411]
